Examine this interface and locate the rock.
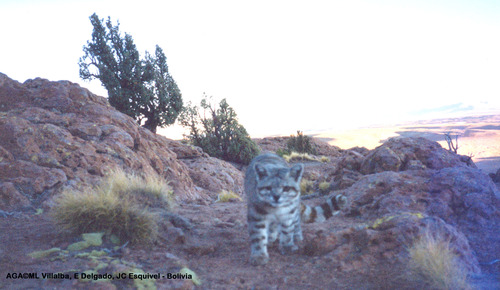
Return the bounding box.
[428,166,500,269]
[0,160,67,198]
[0,145,14,162]
[165,140,207,159]
[360,137,475,174]
[361,146,402,173]
[337,149,366,172]
[0,73,205,210]
[254,137,288,153]
[331,163,499,275]
[331,169,363,190]
[184,240,216,256]
[164,226,186,244]
[307,214,480,285]
[0,182,31,211]
[344,170,430,218]
[489,167,500,183]
[181,156,244,198]
[312,138,343,157]
[68,122,102,140]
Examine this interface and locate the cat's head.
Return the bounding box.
[254,163,304,207]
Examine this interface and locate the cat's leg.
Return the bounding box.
[248,213,269,265]
[293,210,303,243]
[278,217,299,254]
[268,220,279,243]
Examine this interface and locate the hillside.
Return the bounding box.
[0,74,499,289]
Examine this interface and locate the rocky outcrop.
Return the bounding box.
[360,137,475,174]
[254,136,342,157]
[302,137,500,278]
[0,73,209,210]
[428,166,500,267]
[182,156,244,197]
[304,214,480,278]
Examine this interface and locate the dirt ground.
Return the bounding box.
[2,195,498,289]
[0,197,421,290]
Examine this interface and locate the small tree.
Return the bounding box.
[141,46,183,132]
[179,95,260,164]
[79,13,182,133]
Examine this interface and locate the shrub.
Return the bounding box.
[276,148,290,157]
[320,156,330,163]
[51,169,172,244]
[287,131,316,155]
[407,231,470,289]
[179,95,260,164]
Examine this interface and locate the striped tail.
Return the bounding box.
[300,194,347,223]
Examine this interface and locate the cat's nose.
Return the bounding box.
[273,195,280,202]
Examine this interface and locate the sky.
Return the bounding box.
[1,0,500,138]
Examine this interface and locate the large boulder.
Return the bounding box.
[428,166,500,268]
[360,137,475,174]
[0,73,205,210]
[304,214,480,276]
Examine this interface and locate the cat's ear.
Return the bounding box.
[289,164,304,182]
[255,164,268,181]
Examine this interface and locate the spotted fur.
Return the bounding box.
[245,153,347,266]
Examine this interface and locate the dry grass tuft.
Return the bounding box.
[51,169,172,244]
[318,181,330,193]
[99,168,173,209]
[407,231,470,289]
[283,152,318,163]
[300,179,314,195]
[51,190,158,244]
[216,190,242,202]
[320,156,330,163]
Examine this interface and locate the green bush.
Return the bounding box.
[287,131,316,155]
[179,95,260,164]
[275,148,290,157]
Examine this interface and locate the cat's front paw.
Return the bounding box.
[279,244,299,255]
[249,253,269,266]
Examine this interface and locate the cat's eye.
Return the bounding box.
[283,186,293,192]
[260,186,272,192]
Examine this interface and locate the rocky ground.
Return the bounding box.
[0,74,499,289]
